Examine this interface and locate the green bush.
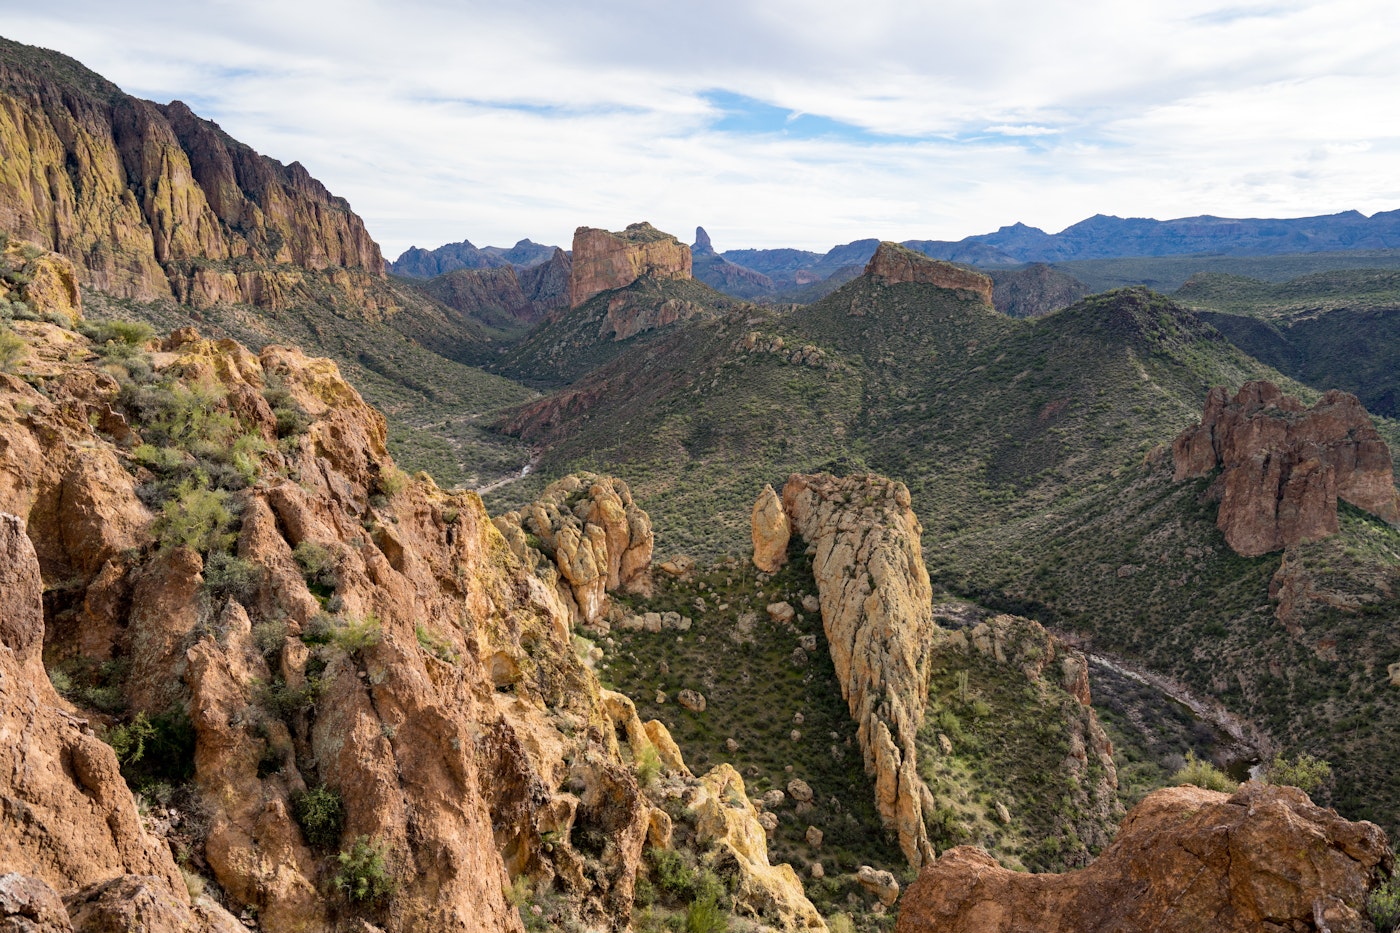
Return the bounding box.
[101,707,196,790]
[1170,752,1238,793]
[103,712,156,768]
[1371,876,1400,933]
[636,743,662,788]
[203,551,260,604]
[0,327,24,373]
[333,836,395,903]
[685,898,726,933]
[1264,752,1332,795]
[293,541,339,590]
[292,785,344,849]
[80,318,154,349]
[331,614,382,656]
[153,480,234,554]
[376,465,409,498]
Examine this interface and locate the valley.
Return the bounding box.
[2,31,1399,933]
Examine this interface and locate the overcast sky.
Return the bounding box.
[3,1,1399,258]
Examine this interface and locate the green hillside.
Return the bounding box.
[492,275,1400,839]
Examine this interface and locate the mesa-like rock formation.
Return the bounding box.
[781,473,939,868]
[0,37,382,307]
[895,782,1392,933]
[1173,380,1400,556]
[568,222,692,308]
[863,242,993,305]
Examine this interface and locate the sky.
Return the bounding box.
[3,1,1399,259]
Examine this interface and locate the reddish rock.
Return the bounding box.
[895,782,1391,933]
[863,242,993,305]
[1172,381,1400,556]
[568,222,692,308]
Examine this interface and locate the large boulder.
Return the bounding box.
[895,782,1391,933]
[750,484,791,572]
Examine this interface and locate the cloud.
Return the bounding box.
[1,0,1397,254]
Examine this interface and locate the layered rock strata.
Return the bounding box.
[863,242,993,305]
[781,473,939,868]
[895,782,1392,933]
[1173,380,1400,556]
[0,38,382,306]
[568,223,691,308]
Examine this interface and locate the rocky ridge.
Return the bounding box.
[568,222,692,308]
[416,248,570,331]
[0,39,380,306]
[0,270,822,930]
[1173,380,1400,556]
[779,473,941,869]
[863,242,994,305]
[895,782,1391,933]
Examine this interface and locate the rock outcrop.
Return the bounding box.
[782,473,939,868]
[568,223,691,308]
[0,288,822,930]
[863,242,993,305]
[1173,380,1400,556]
[493,473,654,627]
[419,249,570,331]
[750,484,791,572]
[0,37,383,307]
[691,226,776,299]
[895,782,1392,933]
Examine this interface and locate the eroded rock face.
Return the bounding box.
[1173,380,1400,556]
[568,223,692,308]
[863,242,993,305]
[0,40,383,305]
[493,473,654,627]
[895,783,1392,933]
[751,484,791,572]
[782,473,938,868]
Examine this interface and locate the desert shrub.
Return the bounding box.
[252,619,288,659]
[651,847,694,901]
[103,707,196,790]
[636,743,662,788]
[203,551,260,604]
[1264,752,1332,795]
[153,480,234,554]
[262,373,311,438]
[257,676,321,720]
[103,712,156,768]
[333,836,394,903]
[376,465,409,498]
[415,623,457,664]
[332,614,382,656]
[826,915,856,933]
[684,896,726,933]
[293,541,339,590]
[80,318,153,351]
[292,785,344,849]
[1170,752,1237,793]
[1371,876,1400,933]
[0,327,24,373]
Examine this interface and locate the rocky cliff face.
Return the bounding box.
[779,473,940,868]
[0,253,821,930]
[568,223,692,308]
[1173,380,1400,556]
[691,226,776,299]
[418,260,563,331]
[895,782,1391,933]
[863,242,993,305]
[989,263,1090,318]
[0,38,383,307]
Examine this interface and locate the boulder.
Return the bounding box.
[677,689,707,713]
[751,484,791,572]
[895,783,1391,933]
[856,866,901,906]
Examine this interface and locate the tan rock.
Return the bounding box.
[569,222,692,308]
[895,783,1390,933]
[643,720,692,777]
[863,242,993,305]
[691,765,827,931]
[0,873,72,932]
[1172,381,1400,556]
[787,779,814,803]
[1390,661,1400,688]
[751,484,791,572]
[678,689,707,713]
[782,473,939,868]
[809,862,824,880]
[805,826,823,849]
[767,601,796,624]
[856,865,901,906]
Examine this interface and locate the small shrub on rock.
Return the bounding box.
[333,836,395,903]
[292,785,344,850]
[1170,752,1237,793]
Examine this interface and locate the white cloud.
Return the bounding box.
[1,0,1398,255]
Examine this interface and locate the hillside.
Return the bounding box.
[389,238,559,277]
[1172,269,1400,418]
[495,246,1400,843]
[0,37,539,488]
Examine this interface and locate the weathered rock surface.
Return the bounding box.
[568,222,691,308]
[782,473,938,867]
[0,39,383,308]
[863,242,993,305]
[690,765,827,931]
[895,783,1392,933]
[493,473,654,627]
[1173,380,1400,556]
[751,484,791,572]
